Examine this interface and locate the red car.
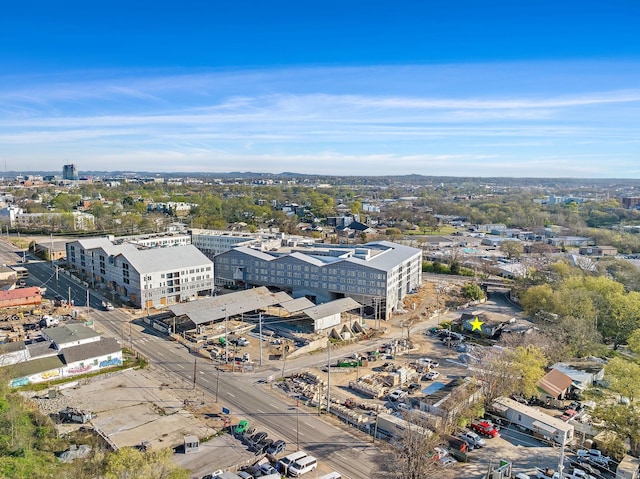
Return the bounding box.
[470,420,500,438]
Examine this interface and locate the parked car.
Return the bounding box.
[457,430,486,449]
[253,438,273,454]
[407,382,421,392]
[438,456,458,468]
[260,464,278,475]
[248,431,268,446]
[470,420,500,438]
[567,468,596,479]
[266,439,286,455]
[397,402,413,412]
[236,337,250,347]
[423,370,440,380]
[417,358,440,368]
[234,420,249,435]
[388,389,408,401]
[576,449,610,466]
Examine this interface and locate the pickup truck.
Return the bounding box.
[470,420,500,438]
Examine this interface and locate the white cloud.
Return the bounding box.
[1,61,639,177]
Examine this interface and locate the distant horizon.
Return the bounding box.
[5,169,640,182]
[2,2,640,178]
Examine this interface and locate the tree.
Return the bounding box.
[462,283,485,301]
[604,357,640,402]
[474,345,547,404]
[389,411,450,479]
[499,240,524,260]
[508,345,548,399]
[593,403,640,457]
[627,328,640,355]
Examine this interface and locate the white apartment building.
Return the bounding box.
[66,238,214,308]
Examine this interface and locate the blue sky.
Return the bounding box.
[1,1,640,177]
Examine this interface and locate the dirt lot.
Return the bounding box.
[27,368,216,449]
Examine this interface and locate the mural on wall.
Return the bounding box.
[67,365,92,375]
[11,377,30,387]
[41,370,60,380]
[99,357,122,368]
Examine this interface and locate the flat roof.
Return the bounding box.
[43,323,100,346]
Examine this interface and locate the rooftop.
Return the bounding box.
[43,323,100,346]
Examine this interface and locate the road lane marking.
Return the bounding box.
[227,392,235,397]
[257,409,265,414]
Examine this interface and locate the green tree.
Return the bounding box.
[462,283,485,301]
[509,345,548,398]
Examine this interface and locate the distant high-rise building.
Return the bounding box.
[62,164,78,181]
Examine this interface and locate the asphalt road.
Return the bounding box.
[22,258,384,479]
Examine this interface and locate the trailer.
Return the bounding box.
[492,397,574,445]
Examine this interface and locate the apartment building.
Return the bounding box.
[66,238,214,308]
[213,240,422,319]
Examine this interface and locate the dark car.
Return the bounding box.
[249,431,268,445]
[253,438,273,455]
[266,439,286,455]
[239,465,262,477]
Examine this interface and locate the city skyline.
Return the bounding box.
[2,1,639,178]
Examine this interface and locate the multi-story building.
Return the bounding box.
[622,197,640,209]
[190,229,286,259]
[66,238,214,308]
[62,164,78,181]
[213,240,422,319]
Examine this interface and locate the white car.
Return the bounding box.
[424,370,440,380]
[457,430,486,448]
[388,389,408,401]
[417,358,440,367]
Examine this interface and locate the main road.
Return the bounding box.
[23,258,387,479]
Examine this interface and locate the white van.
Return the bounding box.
[288,455,318,477]
[319,473,342,479]
[278,450,307,474]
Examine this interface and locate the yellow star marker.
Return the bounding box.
[470,317,484,332]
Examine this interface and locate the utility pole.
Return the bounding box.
[259,312,263,367]
[223,307,229,364]
[296,405,300,450]
[68,286,71,306]
[193,356,197,390]
[326,342,331,415]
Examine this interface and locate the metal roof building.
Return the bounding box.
[213,240,422,319]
